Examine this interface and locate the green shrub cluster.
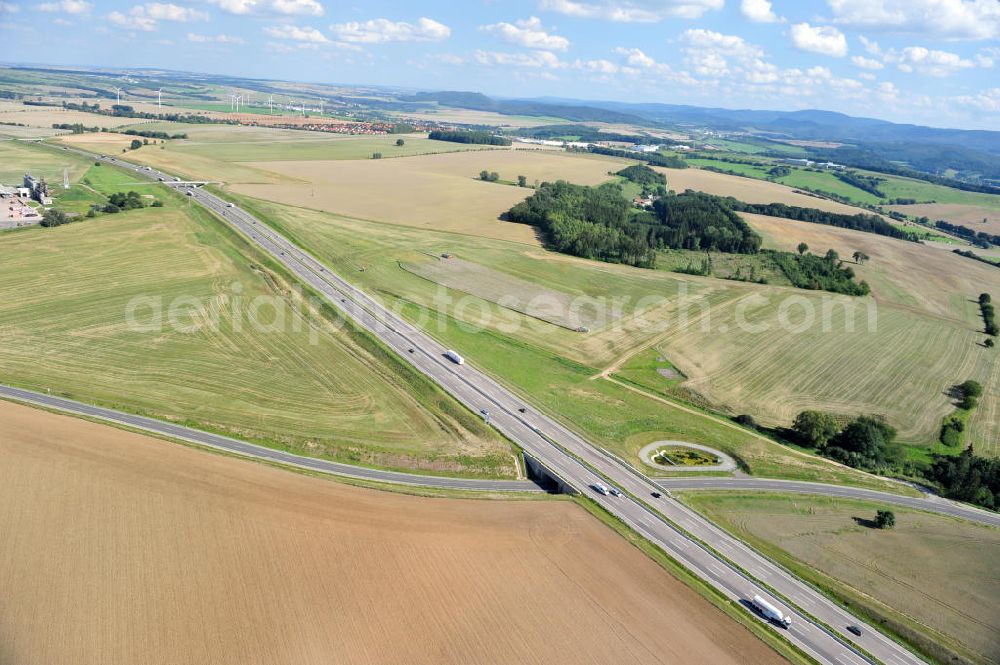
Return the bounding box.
[428,130,511,146]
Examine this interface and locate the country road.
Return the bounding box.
[4,382,996,531]
[49,149,934,665]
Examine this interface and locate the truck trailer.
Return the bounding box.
[751,595,792,628]
[444,349,465,365]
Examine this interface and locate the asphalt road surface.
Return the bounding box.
[67,151,931,665]
[0,384,539,492]
[659,477,1000,528]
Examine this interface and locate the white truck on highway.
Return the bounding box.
[751,595,792,628]
[444,350,465,365]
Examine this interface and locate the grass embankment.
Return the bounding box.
[0,154,515,477]
[681,492,1000,665]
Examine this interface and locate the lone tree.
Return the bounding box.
[852,251,870,265]
[797,242,809,255]
[371,152,382,159]
[129,139,142,150]
[395,138,405,147]
[792,410,840,449]
[874,510,895,529]
[517,174,528,187]
[824,248,840,263]
[987,338,995,348]
[980,293,991,305]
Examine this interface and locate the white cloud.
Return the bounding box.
[858,35,881,55]
[826,0,1000,40]
[108,9,155,30]
[143,3,207,22]
[614,46,656,68]
[679,29,767,79]
[851,55,884,69]
[269,0,323,16]
[539,0,723,22]
[952,87,1000,111]
[264,24,328,43]
[895,46,976,76]
[204,0,323,16]
[474,49,566,69]
[37,0,90,14]
[480,16,569,51]
[790,22,848,57]
[577,58,620,74]
[0,2,19,13]
[107,3,205,32]
[330,17,450,44]
[187,32,244,43]
[682,28,763,57]
[740,0,782,23]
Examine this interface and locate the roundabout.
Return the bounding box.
[639,441,736,473]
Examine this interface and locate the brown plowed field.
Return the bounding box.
[0,400,785,665]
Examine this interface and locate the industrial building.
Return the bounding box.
[22,173,53,205]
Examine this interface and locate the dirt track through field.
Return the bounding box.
[0,400,786,665]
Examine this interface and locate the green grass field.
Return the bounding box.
[0,156,514,477]
[0,139,93,185]
[682,492,1000,665]
[683,156,884,206]
[681,153,1000,216]
[210,191,931,491]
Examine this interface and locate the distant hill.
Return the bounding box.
[399,91,647,125]
[405,91,1000,181]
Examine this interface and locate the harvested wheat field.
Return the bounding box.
[889,202,1000,234]
[743,213,1000,319]
[0,400,785,665]
[657,167,874,216]
[230,150,623,244]
[0,102,141,129]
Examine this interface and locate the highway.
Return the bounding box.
[82,152,929,665]
[6,382,996,529]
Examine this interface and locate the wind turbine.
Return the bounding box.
[156,88,162,110]
[114,87,123,105]
[267,94,273,114]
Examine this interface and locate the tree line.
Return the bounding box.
[789,401,999,510]
[934,220,1000,248]
[791,411,903,473]
[585,145,687,169]
[981,293,997,336]
[953,248,1000,269]
[719,198,917,241]
[428,130,511,146]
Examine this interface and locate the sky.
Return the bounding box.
[1,0,999,129]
